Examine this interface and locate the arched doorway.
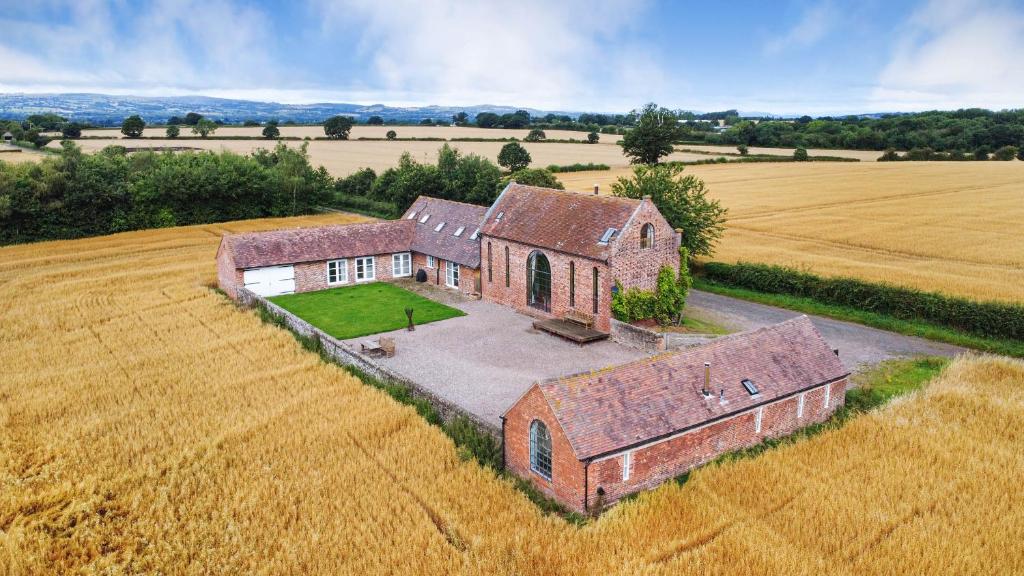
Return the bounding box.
[527,250,551,311]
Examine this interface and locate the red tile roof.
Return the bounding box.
[221,220,415,269]
[531,316,848,460]
[402,196,488,268]
[480,184,641,261]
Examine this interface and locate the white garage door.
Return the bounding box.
[243,265,295,297]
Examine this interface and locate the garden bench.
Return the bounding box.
[563,310,595,329]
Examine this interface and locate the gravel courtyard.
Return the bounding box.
[343,285,645,427]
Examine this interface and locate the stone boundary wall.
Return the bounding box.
[610,318,718,352]
[236,287,501,438]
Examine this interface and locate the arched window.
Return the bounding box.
[530,420,552,480]
[527,251,551,312]
[640,223,655,249]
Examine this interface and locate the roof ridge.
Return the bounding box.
[414,195,488,210]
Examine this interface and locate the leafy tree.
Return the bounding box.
[243,120,259,127]
[973,147,990,160]
[26,113,67,131]
[167,116,184,125]
[621,103,686,164]
[587,131,600,144]
[611,163,727,257]
[184,112,204,126]
[497,142,531,172]
[191,118,218,138]
[736,144,748,156]
[335,167,377,197]
[262,121,280,139]
[452,112,469,125]
[475,112,500,128]
[121,115,146,138]
[166,125,180,138]
[323,115,355,139]
[1018,147,1024,161]
[419,118,434,126]
[793,147,809,161]
[654,266,686,326]
[61,122,83,139]
[525,129,546,141]
[878,148,900,161]
[367,115,384,125]
[992,145,1019,161]
[500,110,530,129]
[501,168,563,191]
[386,130,397,140]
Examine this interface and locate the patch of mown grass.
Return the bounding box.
[694,278,1024,358]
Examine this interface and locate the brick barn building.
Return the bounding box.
[479,184,679,332]
[501,316,850,514]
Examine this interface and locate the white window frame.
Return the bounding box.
[407,211,417,220]
[355,256,375,282]
[445,261,460,288]
[453,226,465,237]
[426,255,436,268]
[391,252,411,277]
[823,383,831,409]
[797,392,806,418]
[419,214,430,224]
[754,407,763,433]
[622,451,632,481]
[326,259,348,285]
[434,222,445,232]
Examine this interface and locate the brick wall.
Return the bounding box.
[503,386,587,511]
[411,252,480,297]
[215,245,243,298]
[584,378,848,509]
[480,237,612,332]
[610,198,680,292]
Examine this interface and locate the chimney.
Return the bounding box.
[702,362,711,397]
[593,184,599,195]
[642,194,651,201]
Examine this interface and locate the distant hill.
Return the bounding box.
[0,93,581,126]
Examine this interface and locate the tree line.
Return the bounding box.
[0,142,332,245]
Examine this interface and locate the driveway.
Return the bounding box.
[684,290,965,372]
[344,296,645,427]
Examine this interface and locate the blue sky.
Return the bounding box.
[1,0,1021,114]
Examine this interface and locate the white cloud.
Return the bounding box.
[310,0,666,110]
[871,0,1024,110]
[763,2,835,55]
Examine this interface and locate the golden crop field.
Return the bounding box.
[560,162,1024,303]
[2,217,1022,575]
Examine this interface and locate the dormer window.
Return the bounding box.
[419,214,430,224]
[434,222,445,232]
[407,211,418,220]
[598,227,617,244]
[453,226,465,237]
[741,379,759,395]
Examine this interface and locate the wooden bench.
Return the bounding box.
[361,338,396,358]
[563,310,595,329]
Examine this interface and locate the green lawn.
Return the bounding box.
[269,282,465,340]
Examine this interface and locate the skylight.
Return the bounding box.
[453,226,465,237]
[495,211,504,222]
[598,227,617,244]
[419,214,430,224]
[434,222,445,232]
[407,211,417,220]
[741,379,759,395]
[469,228,480,240]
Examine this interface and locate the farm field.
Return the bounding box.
[2,215,1023,575]
[559,162,1024,303]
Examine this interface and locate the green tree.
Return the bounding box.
[419,118,434,126]
[501,168,563,191]
[191,118,218,138]
[243,120,259,127]
[587,131,600,144]
[475,112,500,128]
[620,103,686,164]
[323,115,355,139]
[166,125,180,138]
[992,145,1019,161]
[793,147,809,161]
[386,130,397,140]
[736,144,748,156]
[262,121,280,139]
[654,266,686,326]
[1018,148,1024,161]
[878,148,900,161]
[497,142,531,172]
[452,112,469,125]
[973,147,990,160]
[367,115,384,125]
[611,163,727,257]
[525,128,546,141]
[167,116,184,125]
[184,112,203,126]
[121,115,146,138]
[61,122,83,139]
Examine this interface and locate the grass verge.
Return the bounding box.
[694,278,1024,358]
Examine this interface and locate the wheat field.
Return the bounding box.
[2,216,1022,575]
[560,162,1024,303]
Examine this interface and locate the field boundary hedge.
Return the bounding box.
[702,261,1024,340]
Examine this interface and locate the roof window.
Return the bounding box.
[469,228,480,240]
[453,226,465,237]
[495,211,504,222]
[598,227,618,244]
[407,211,417,220]
[434,222,445,232]
[419,214,430,224]
[741,379,760,395]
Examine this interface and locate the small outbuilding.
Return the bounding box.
[2,131,12,143]
[501,315,849,514]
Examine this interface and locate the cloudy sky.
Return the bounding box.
[1,0,1021,114]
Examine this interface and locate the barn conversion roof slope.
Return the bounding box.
[531,316,848,460]
[220,220,415,269]
[402,196,488,268]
